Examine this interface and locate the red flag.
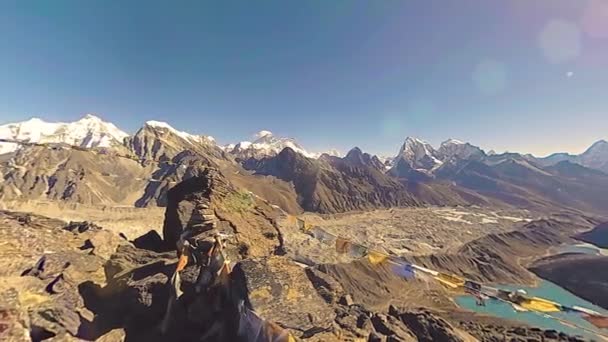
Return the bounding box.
[335,238,351,254]
[583,314,608,329]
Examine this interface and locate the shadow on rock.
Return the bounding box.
[77,246,176,341]
[131,230,173,253]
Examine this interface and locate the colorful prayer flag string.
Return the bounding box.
[295,220,608,338]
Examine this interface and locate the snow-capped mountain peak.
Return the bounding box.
[0,114,128,154]
[229,130,314,159]
[437,138,485,161]
[396,136,443,170]
[578,139,608,173]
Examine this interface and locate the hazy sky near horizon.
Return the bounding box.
[0,1,607,157]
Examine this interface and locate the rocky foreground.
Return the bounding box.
[0,167,602,341]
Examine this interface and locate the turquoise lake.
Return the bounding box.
[456,280,608,340]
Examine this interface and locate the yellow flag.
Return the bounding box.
[520,297,561,313]
[434,272,466,289]
[367,251,388,265]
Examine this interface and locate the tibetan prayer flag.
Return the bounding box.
[367,251,388,265]
[176,253,189,272]
[310,227,336,244]
[519,297,561,313]
[572,306,602,316]
[435,272,466,289]
[411,264,439,276]
[335,238,351,254]
[349,243,368,258]
[464,280,482,295]
[582,314,608,329]
[480,286,499,299]
[392,264,416,280]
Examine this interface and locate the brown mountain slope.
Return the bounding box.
[435,157,608,214]
[574,222,608,248]
[404,214,598,285]
[0,128,302,213]
[244,147,422,213]
[0,146,152,205]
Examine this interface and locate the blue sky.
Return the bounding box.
[0,1,607,157]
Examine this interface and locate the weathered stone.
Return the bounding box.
[543,329,558,339]
[63,221,102,234]
[163,174,215,248]
[339,294,354,306]
[357,313,373,330]
[394,310,463,342]
[131,230,166,252]
[96,328,126,342]
[231,256,335,334]
[162,170,283,260]
[370,313,416,341]
[87,230,123,260]
[368,331,384,342]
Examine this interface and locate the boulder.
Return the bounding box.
[131,230,166,252]
[231,256,335,336]
[96,328,126,342]
[388,306,467,342]
[162,169,226,248]
[370,313,417,342]
[162,169,282,259]
[86,230,124,260]
[63,221,102,234]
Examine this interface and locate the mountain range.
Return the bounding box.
[1,114,608,215]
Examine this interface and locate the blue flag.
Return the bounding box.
[392,263,416,280]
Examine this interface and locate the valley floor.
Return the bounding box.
[0,199,165,239]
[281,206,536,261]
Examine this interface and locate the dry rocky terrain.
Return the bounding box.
[1,164,603,341]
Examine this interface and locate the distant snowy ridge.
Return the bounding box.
[228,130,316,158]
[144,120,215,144]
[0,114,128,154]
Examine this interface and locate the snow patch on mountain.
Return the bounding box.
[443,138,465,145]
[322,148,342,158]
[0,114,128,154]
[438,138,485,161]
[230,130,315,158]
[144,120,215,145]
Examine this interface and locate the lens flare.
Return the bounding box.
[538,19,581,64]
[582,0,608,38]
